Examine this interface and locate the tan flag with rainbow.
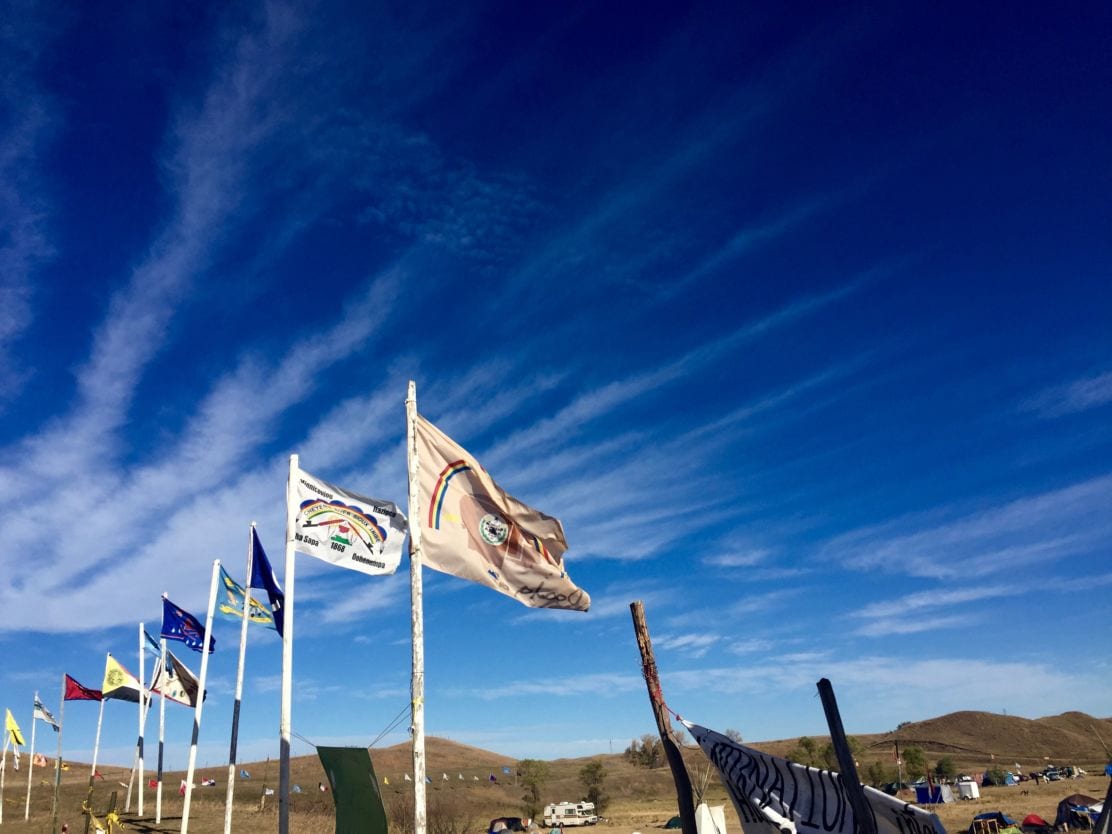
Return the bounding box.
[414,413,589,611]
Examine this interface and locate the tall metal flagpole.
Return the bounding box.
[279,454,299,834]
[51,674,65,834]
[224,523,257,834]
[156,636,167,823]
[406,380,427,834]
[181,559,221,834]
[90,661,107,785]
[24,691,39,819]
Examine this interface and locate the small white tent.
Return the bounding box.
[696,804,728,834]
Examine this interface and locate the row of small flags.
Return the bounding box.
[383,766,514,785]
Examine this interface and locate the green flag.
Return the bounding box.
[317,747,388,834]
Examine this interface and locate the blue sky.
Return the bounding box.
[1,1,1110,774]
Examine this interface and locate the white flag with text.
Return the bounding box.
[289,465,407,576]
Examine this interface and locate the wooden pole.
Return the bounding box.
[816,678,876,834]
[629,601,696,834]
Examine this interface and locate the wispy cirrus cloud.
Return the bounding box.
[854,585,1015,620]
[1021,369,1112,418]
[703,550,771,568]
[663,654,1106,725]
[823,475,1112,579]
[0,4,58,401]
[654,632,722,658]
[853,614,979,638]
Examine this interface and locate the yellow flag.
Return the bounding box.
[102,654,142,702]
[5,708,25,746]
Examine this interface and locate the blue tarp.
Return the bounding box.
[973,812,1018,827]
[915,786,954,804]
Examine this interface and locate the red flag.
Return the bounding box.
[64,674,103,701]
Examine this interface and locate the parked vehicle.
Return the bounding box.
[543,803,597,827]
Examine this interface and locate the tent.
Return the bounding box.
[695,804,727,834]
[1055,794,1101,830]
[969,811,1019,834]
[916,786,955,804]
[665,817,683,830]
[973,812,1017,826]
[1020,814,1050,833]
[982,771,1018,787]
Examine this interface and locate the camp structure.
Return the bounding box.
[1020,814,1051,834]
[916,785,956,804]
[981,771,1019,787]
[695,804,727,834]
[1055,794,1102,830]
[958,781,981,800]
[969,811,1019,834]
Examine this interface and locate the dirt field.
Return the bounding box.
[2,718,1107,834]
[3,764,1107,834]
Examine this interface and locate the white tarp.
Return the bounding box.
[684,721,947,834]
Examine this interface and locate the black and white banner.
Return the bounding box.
[684,721,947,834]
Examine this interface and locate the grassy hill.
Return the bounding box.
[4,710,1108,834]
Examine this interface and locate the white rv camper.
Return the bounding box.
[543,802,598,827]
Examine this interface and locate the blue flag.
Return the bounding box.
[248,529,285,638]
[161,596,215,653]
[218,567,277,631]
[144,629,162,654]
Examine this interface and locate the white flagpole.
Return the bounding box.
[279,454,298,834]
[137,684,153,818]
[224,523,256,834]
[125,622,144,814]
[181,558,220,834]
[138,621,146,814]
[406,380,427,834]
[51,675,65,834]
[157,637,167,824]
[90,663,107,785]
[24,691,38,819]
[1,732,10,825]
